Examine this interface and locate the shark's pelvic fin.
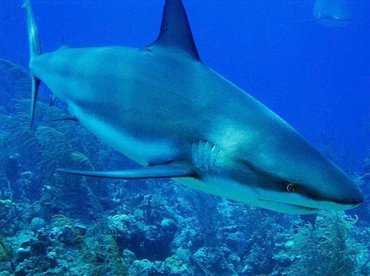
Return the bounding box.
[56,164,195,180]
[23,0,42,127]
[150,0,200,60]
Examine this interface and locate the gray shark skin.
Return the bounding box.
[24,0,362,214]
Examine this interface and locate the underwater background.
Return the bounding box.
[0,0,369,275]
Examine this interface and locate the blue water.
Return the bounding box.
[0,1,369,275]
[3,1,369,170]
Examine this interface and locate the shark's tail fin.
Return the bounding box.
[22,0,42,127]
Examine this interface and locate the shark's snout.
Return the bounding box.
[347,194,363,205]
[317,173,363,211]
[335,181,363,206]
[248,153,364,214]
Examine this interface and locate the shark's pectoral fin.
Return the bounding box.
[56,164,195,180]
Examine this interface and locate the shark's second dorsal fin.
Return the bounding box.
[150,0,200,60]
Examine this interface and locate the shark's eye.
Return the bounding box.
[286,183,297,193]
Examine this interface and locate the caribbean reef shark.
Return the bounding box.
[23,0,362,214]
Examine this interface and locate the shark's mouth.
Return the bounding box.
[285,203,318,212]
[259,198,319,213]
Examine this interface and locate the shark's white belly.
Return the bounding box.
[177,176,259,203]
[176,177,317,214]
[68,103,181,166]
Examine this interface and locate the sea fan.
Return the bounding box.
[286,212,363,275]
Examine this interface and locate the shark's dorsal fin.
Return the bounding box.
[150,0,200,60]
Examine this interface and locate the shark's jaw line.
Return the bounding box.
[259,198,319,213]
[23,0,363,214]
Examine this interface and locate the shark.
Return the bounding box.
[23,0,362,214]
